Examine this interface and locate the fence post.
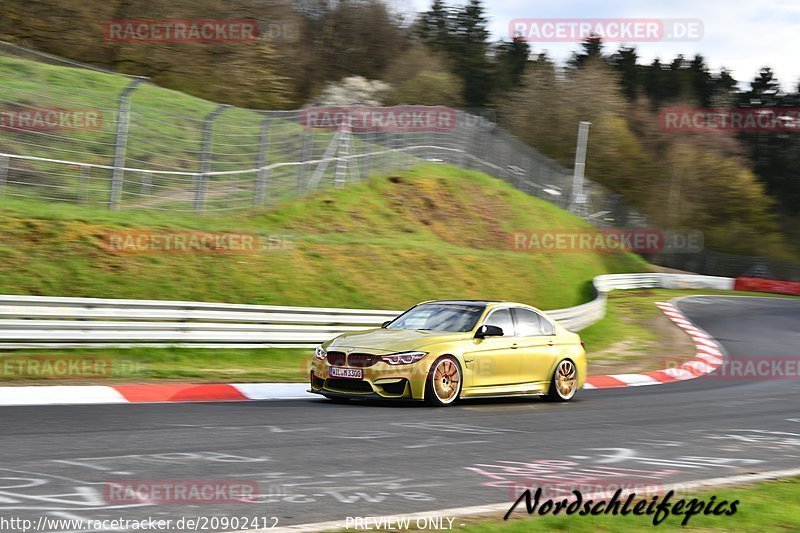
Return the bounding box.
[0,155,8,197]
[471,117,484,170]
[363,130,372,179]
[109,78,144,210]
[79,164,90,203]
[254,117,272,205]
[194,105,228,213]
[480,118,492,170]
[569,120,591,214]
[297,129,313,193]
[523,155,533,192]
[140,171,152,198]
[458,115,469,168]
[465,121,476,168]
[334,123,351,188]
[391,127,400,169]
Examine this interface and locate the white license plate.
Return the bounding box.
[329,367,363,379]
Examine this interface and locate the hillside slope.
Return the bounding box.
[0,164,648,309]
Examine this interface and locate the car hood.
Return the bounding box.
[326,328,471,353]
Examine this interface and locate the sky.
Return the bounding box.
[392,0,800,91]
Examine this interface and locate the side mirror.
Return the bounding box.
[475,324,503,338]
[381,320,392,328]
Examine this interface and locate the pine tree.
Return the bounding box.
[415,0,452,53]
[569,35,604,67]
[609,46,639,99]
[495,36,530,90]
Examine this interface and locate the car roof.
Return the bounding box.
[412,300,554,325]
[419,300,535,309]
[420,300,499,306]
[417,300,542,313]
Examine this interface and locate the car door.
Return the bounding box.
[512,307,560,385]
[463,307,521,389]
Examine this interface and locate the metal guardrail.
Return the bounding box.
[0,274,734,349]
[548,273,734,331]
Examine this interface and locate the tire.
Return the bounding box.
[545,358,578,402]
[425,356,462,407]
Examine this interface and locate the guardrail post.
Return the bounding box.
[194,105,229,213]
[109,78,145,210]
[254,117,272,205]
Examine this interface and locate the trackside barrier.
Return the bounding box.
[734,277,800,296]
[0,273,735,348]
[547,273,733,331]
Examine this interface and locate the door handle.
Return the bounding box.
[547,340,555,346]
[511,343,518,349]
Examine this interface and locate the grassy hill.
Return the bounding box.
[0,53,393,209]
[0,164,648,310]
[0,53,263,171]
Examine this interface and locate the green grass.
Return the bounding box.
[0,164,648,309]
[0,53,277,172]
[0,54,424,208]
[0,347,308,383]
[456,477,800,532]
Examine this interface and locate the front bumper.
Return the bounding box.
[307,388,422,402]
[309,358,429,400]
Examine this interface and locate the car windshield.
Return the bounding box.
[386,303,486,332]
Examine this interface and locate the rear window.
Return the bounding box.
[513,308,554,336]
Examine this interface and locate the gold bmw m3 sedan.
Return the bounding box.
[309,300,586,406]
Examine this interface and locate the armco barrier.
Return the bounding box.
[734,277,800,296]
[0,273,734,348]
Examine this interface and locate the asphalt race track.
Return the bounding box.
[1,295,799,531]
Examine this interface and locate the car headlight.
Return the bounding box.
[314,345,327,360]
[380,351,428,365]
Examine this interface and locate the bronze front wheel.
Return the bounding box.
[426,356,462,406]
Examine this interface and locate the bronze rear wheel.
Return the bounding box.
[546,359,578,401]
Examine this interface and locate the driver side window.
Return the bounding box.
[484,308,514,336]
